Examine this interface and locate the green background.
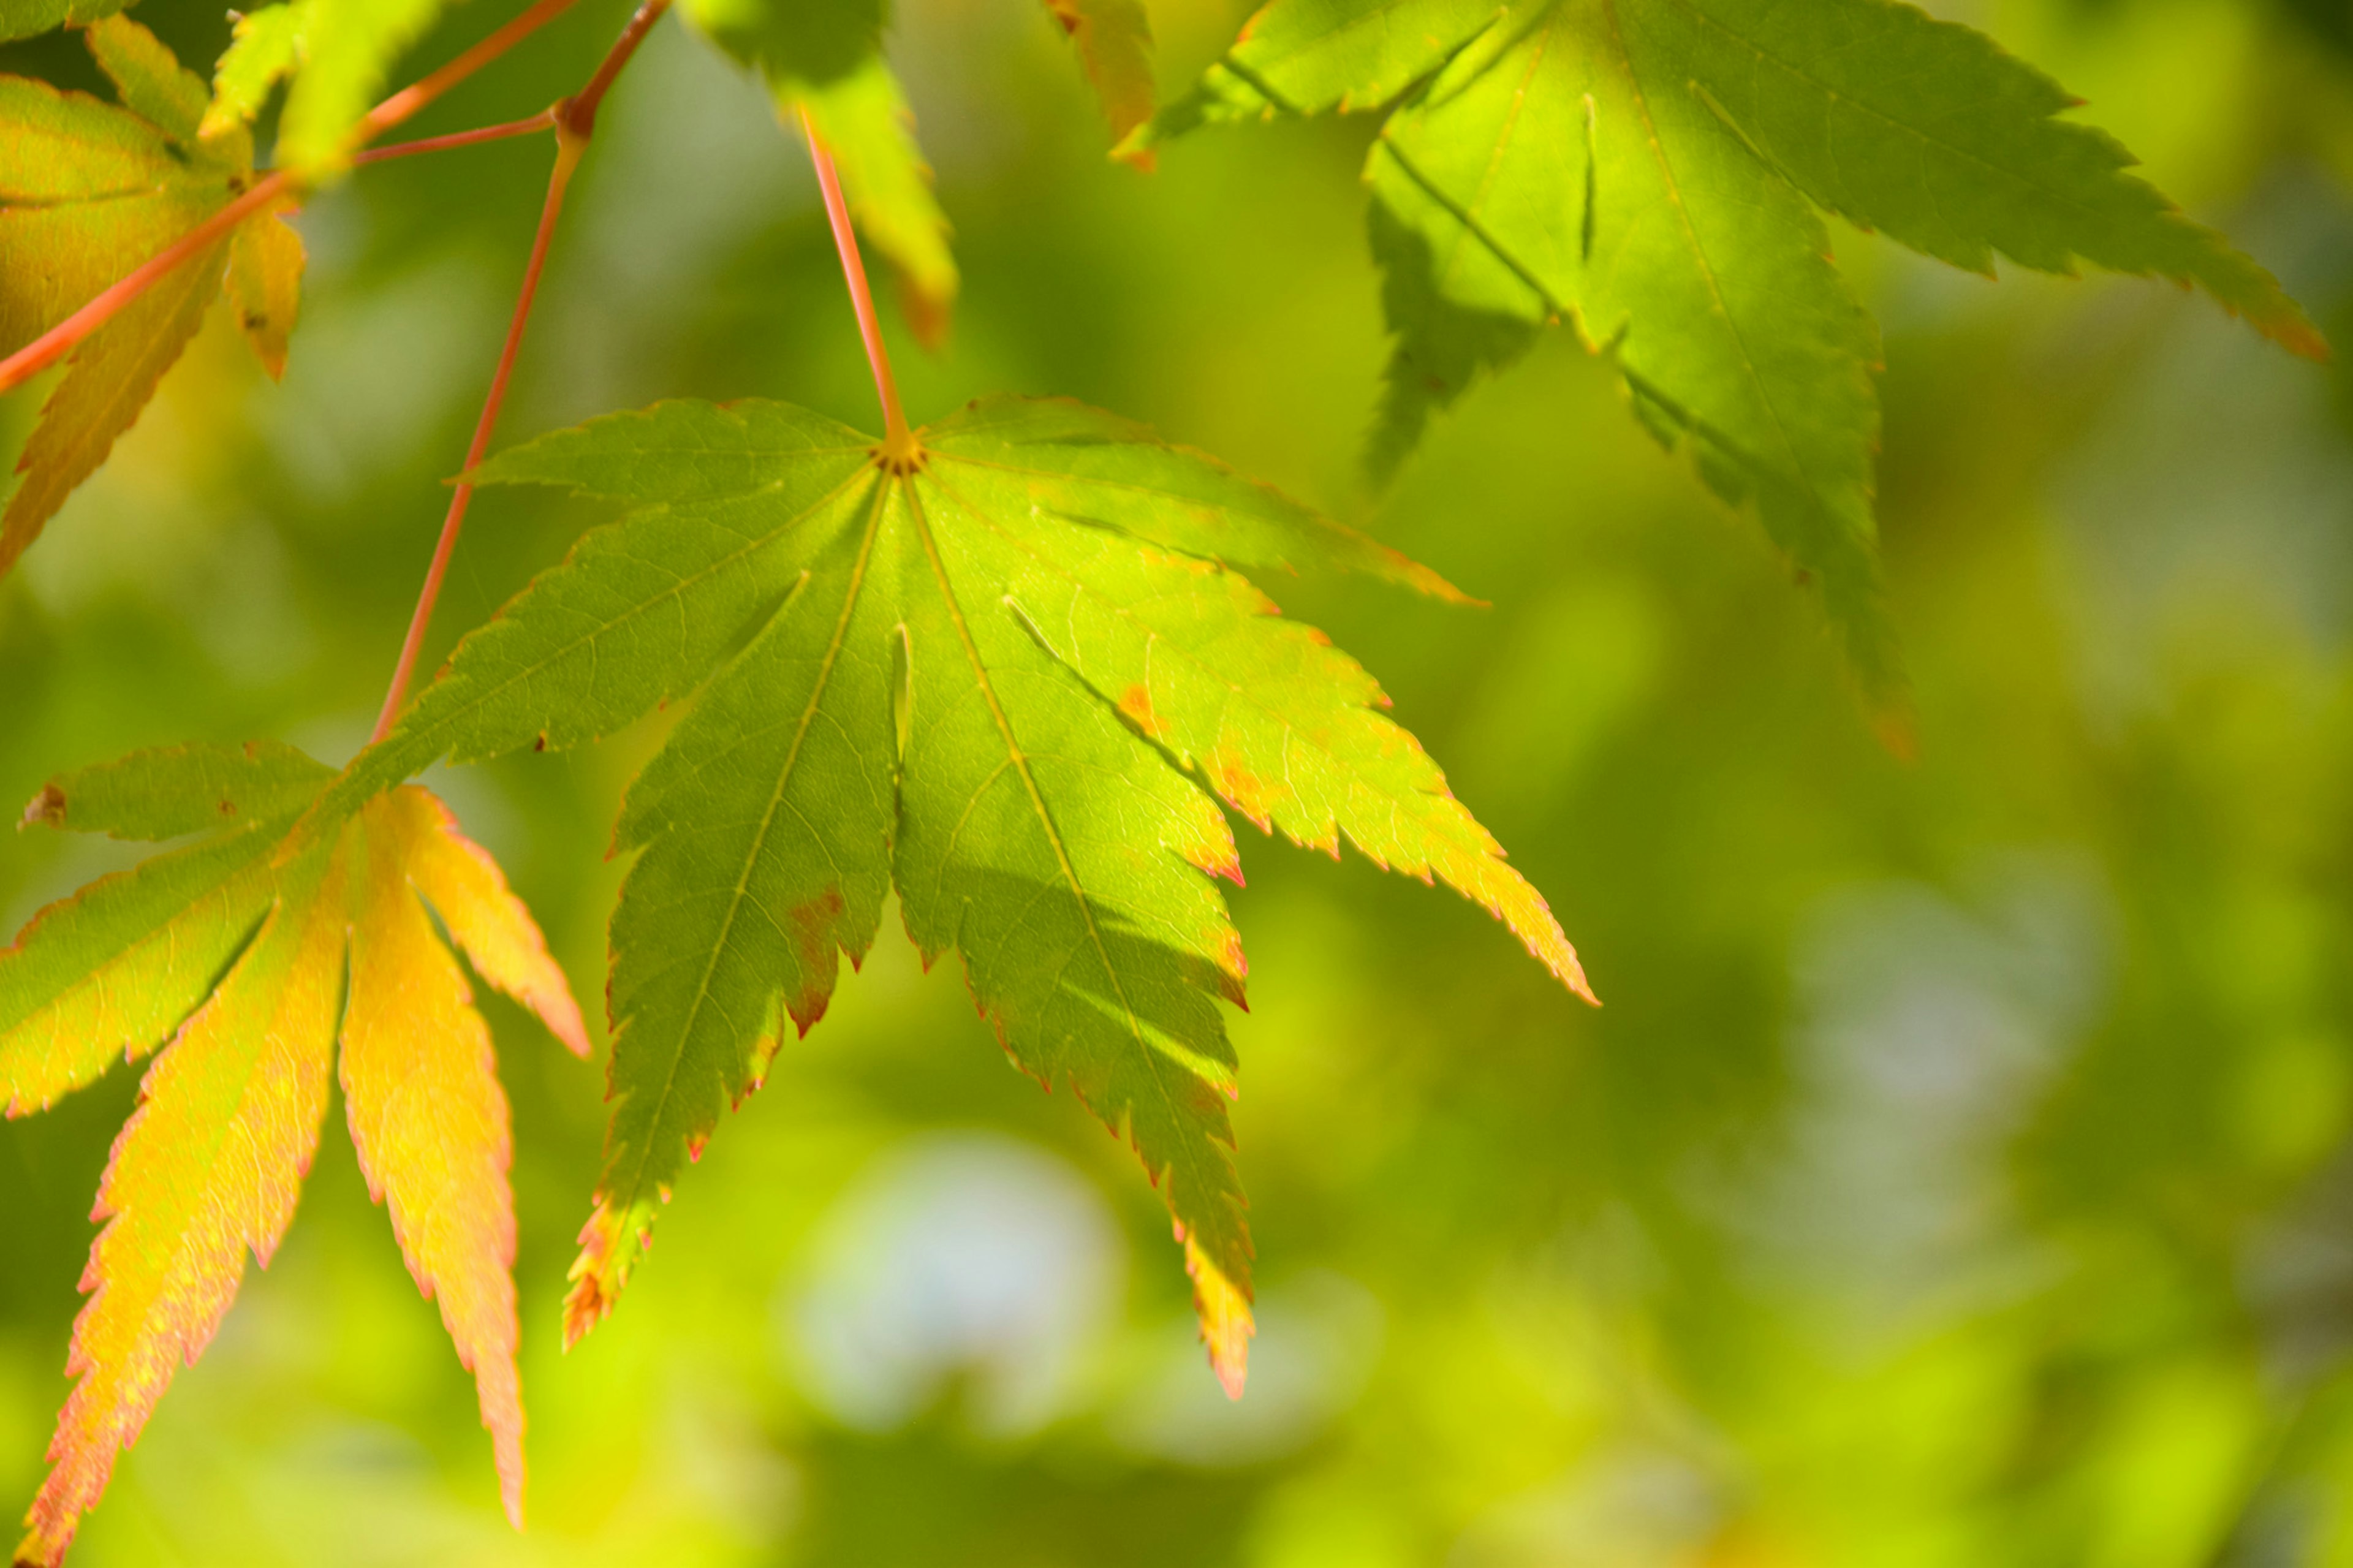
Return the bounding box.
[7,0,2353,1560]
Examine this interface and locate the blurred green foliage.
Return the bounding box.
[6,0,2353,1561]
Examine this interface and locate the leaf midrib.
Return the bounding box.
[903,471,1239,1263]
[1596,0,1836,515]
[1651,0,2142,238]
[95,865,332,1404]
[928,460,1484,862]
[597,472,890,1242]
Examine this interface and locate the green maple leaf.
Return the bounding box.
[0,0,126,43]
[277,0,449,175]
[2,743,585,1564]
[0,0,452,169]
[199,3,308,140]
[1042,0,1159,154]
[338,394,1592,1390]
[1128,0,2327,716]
[681,0,959,343]
[681,0,1167,317]
[0,15,306,577]
[192,0,452,176]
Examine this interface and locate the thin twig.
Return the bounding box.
[371,131,584,743]
[563,0,672,136]
[369,0,675,738]
[0,0,583,395]
[358,0,580,141]
[798,106,913,455]
[355,112,558,165]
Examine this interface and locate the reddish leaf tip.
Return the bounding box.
[560,1275,608,1350]
[1184,1237,1253,1399]
[2272,314,2333,365]
[562,1203,624,1348]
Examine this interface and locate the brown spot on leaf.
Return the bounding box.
[784,885,847,1035]
[21,784,66,830]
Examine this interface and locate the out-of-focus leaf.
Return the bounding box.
[1042,0,1157,154]
[199,2,304,139]
[0,18,305,578]
[1139,0,2328,720]
[1126,0,1496,140]
[0,0,129,45]
[227,206,305,379]
[680,0,958,343]
[273,0,447,176]
[159,0,446,175]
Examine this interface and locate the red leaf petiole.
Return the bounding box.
[355,113,559,166]
[370,0,675,739]
[799,107,916,463]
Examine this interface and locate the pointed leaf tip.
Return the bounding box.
[562,1200,629,1347]
[400,792,589,1058]
[1186,1235,1253,1398]
[342,789,535,1542]
[9,781,570,1550]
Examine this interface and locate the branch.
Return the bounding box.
[370,0,674,740]
[359,0,582,142]
[369,132,583,742]
[355,113,558,166]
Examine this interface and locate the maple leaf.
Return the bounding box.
[680,0,958,344]
[0,0,127,44]
[0,15,306,578]
[1,744,585,1566]
[336,393,1593,1393]
[1042,0,1158,155]
[199,2,307,141]
[181,0,454,175]
[1128,0,2327,715]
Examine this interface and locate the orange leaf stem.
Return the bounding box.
[799,106,914,458]
[356,0,581,143]
[354,112,559,166]
[563,0,672,136]
[370,0,673,739]
[371,131,583,741]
